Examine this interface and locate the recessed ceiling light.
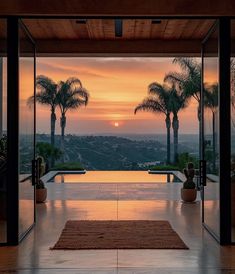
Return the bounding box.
[76,19,87,24]
[115,19,123,37]
[152,20,162,24]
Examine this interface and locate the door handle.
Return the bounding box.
[31,159,39,186]
[199,160,207,186]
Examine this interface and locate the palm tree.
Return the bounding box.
[28,75,58,166]
[164,58,201,120]
[169,85,188,163]
[134,82,172,164]
[204,83,218,172]
[164,58,201,158]
[57,77,89,162]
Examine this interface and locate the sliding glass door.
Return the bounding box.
[201,19,231,244]
[201,22,220,240]
[18,21,36,240]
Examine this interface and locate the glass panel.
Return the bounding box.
[231,19,235,242]
[0,19,7,243]
[203,25,220,237]
[18,22,35,238]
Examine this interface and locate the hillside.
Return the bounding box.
[35,134,198,170]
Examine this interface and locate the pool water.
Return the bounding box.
[49,171,181,183]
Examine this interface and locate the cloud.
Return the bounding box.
[38,57,181,80]
[37,60,111,79]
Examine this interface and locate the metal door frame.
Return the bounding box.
[201,18,231,245]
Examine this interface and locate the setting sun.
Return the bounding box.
[114,122,119,127]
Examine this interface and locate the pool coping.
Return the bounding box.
[41,170,185,184]
[41,170,86,184]
[148,170,186,182]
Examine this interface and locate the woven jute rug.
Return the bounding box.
[51,220,188,250]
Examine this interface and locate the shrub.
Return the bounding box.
[177,153,199,171]
[50,162,84,171]
[36,142,62,166]
[150,165,179,171]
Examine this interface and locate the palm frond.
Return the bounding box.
[148,82,169,100]
[204,83,218,111]
[147,82,172,111]
[66,77,83,88]
[134,97,167,115]
[164,72,186,85]
[34,75,58,107]
[57,78,89,114]
[169,88,188,114]
[71,87,89,106]
[165,58,201,102]
[65,98,87,112]
[36,75,56,92]
[173,58,200,75]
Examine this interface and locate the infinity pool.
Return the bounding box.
[49,171,182,183]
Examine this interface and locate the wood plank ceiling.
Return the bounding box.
[22,19,216,40]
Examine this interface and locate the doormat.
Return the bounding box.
[51,220,189,250]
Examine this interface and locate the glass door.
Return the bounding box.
[201,22,220,240]
[18,20,36,240]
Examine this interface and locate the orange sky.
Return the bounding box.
[32,57,201,135]
[1,56,219,135]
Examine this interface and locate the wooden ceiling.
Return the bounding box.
[18,19,217,56]
[2,18,235,56]
[22,19,215,40]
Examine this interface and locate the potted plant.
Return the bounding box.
[181,162,197,202]
[36,179,47,203]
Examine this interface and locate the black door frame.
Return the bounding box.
[6,17,36,245]
[201,18,231,245]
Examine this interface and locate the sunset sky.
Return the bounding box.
[34,57,200,135]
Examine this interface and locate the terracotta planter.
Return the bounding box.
[36,188,47,203]
[181,188,197,202]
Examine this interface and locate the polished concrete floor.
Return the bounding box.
[1,182,235,273]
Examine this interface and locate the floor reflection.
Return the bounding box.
[203,181,220,237]
[0,182,235,273]
[19,179,34,238]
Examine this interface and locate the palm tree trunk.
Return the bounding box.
[165,113,171,164]
[172,114,179,164]
[60,113,66,163]
[50,110,56,167]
